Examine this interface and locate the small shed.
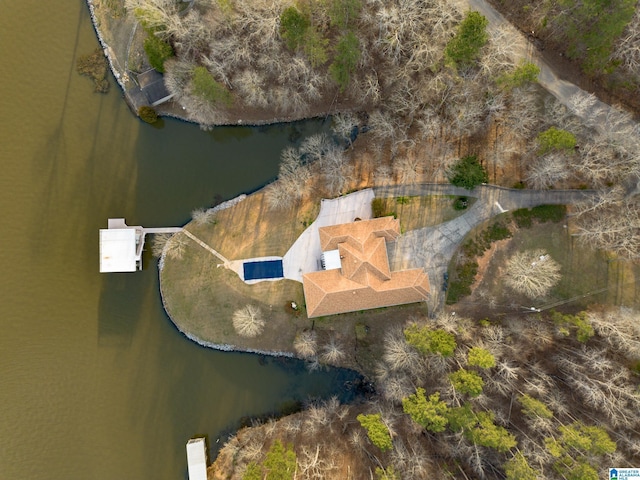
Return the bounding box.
[186,438,208,480]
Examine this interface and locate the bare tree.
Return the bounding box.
[191,207,215,226]
[294,330,317,359]
[393,151,421,184]
[299,133,332,162]
[368,110,397,143]
[615,7,640,72]
[320,146,352,196]
[588,307,640,358]
[382,329,419,372]
[232,304,265,337]
[319,338,346,365]
[163,231,190,260]
[525,152,572,189]
[331,113,359,144]
[234,70,269,109]
[504,249,561,298]
[573,188,640,259]
[151,232,172,258]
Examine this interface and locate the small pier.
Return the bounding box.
[99,218,182,273]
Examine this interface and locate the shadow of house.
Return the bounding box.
[127,69,175,111]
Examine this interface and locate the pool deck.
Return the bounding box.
[223,189,375,284]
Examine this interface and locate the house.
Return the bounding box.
[302,217,430,317]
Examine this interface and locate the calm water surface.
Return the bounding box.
[0,2,356,479]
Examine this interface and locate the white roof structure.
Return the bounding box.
[99,228,137,273]
[186,438,208,480]
[322,249,342,270]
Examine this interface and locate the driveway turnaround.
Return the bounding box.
[377,184,594,310]
[282,189,375,282]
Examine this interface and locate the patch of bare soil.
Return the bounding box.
[469,236,512,292]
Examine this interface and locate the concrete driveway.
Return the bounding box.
[282,189,375,282]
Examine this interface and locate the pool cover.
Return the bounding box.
[243,260,284,281]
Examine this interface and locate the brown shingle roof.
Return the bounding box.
[303,217,430,317]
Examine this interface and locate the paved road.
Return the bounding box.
[375,184,595,311]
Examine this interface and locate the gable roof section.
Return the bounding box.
[303,217,430,317]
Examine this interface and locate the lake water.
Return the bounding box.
[0,1,357,478]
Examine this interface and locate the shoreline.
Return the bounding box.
[157,192,302,361]
[84,0,343,127]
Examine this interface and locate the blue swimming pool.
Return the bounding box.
[243,259,284,281]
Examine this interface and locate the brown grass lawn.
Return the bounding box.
[160,237,312,352]
[160,187,434,374]
[473,218,640,312]
[188,190,320,261]
[160,230,429,375]
[375,195,474,232]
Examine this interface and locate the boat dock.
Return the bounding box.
[99,219,182,273]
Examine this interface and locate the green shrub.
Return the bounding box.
[375,466,400,480]
[330,32,360,91]
[467,347,496,368]
[263,440,297,480]
[396,196,410,205]
[545,422,616,480]
[453,196,469,210]
[357,413,393,451]
[280,6,310,50]
[447,220,510,304]
[76,48,110,93]
[303,29,329,67]
[138,106,159,124]
[550,310,594,342]
[537,127,577,154]
[446,260,478,304]
[518,394,553,419]
[497,62,540,89]
[448,155,488,190]
[372,198,386,217]
[449,368,484,396]
[513,205,566,228]
[404,325,457,357]
[504,452,540,480]
[191,66,233,106]
[554,0,635,74]
[402,388,449,432]
[242,463,262,480]
[445,11,489,68]
[144,34,174,72]
[466,411,517,452]
[328,0,362,29]
[448,404,516,452]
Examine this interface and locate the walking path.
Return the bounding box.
[182,230,229,265]
[375,184,595,310]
